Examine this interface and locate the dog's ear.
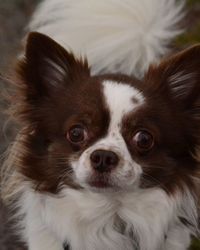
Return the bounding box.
[146,45,200,110]
[17,32,90,97]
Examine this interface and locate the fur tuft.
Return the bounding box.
[0,132,27,204]
[29,0,185,78]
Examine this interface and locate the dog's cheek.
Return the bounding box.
[70,151,92,185]
[45,142,79,190]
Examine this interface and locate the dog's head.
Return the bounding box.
[13,32,200,194]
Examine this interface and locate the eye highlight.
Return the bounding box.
[133,130,154,152]
[67,125,88,144]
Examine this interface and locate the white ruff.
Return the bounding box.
[28,0,184,77]
[19,187,196,250]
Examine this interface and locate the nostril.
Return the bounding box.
[91,153,101,164]
[90,150,119,172]
[90,151,102,169]
[105,152,119,166]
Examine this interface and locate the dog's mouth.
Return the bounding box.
[89,179,112,189]
[87,174,114,189]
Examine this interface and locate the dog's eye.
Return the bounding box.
[67,125,88,144]
[133,130,154,151]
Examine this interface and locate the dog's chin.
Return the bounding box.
[86,183,122,193]
[87,179,118,193]
[79,174,135,193]
[80,175,115,193]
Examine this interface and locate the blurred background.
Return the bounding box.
[0,0,200,249]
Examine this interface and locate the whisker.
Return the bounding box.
[141,173,169,193]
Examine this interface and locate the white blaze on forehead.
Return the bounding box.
[102,80,144,129]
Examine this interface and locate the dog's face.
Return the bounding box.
[14,32,200,194]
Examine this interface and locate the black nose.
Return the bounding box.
[90,150,119,172]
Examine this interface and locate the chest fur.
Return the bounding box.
[22,188,180,250]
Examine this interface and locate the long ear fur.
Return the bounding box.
[146,45,200,111]
[17,32,90,97]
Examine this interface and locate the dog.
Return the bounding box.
[2,0,200,250]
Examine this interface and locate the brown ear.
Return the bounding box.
[17,32,90,97]
[146,45,200,109]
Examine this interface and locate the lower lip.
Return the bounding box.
[89,180,112,189]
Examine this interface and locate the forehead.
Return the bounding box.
[102,80,144,128]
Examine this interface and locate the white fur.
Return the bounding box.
[162,223,191,250]
[103,80,144,126]
[20,186,196,250]
[29,0,185,77]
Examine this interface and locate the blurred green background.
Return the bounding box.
[175,0,200,49]
[0,0,200,249]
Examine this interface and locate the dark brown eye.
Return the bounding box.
[67,125,88,144]
[133,130,154,151]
